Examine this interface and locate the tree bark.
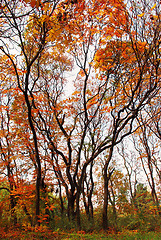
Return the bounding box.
[102,147,114,230]
[76,190,81,230]
[67,191,76,220]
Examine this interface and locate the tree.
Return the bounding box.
[0,0,160,230]
[0,55,21,224]
[117,141,139,209]
[0,0,74,225]
[132,115,161,214]
[93,0,161,229]
[134,183,154,216]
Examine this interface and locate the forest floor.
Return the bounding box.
[0,227,161,240]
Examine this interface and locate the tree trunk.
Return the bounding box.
[109,182,117,229]
[76,191,81,230]
[10,194,17,225]
[67,191,76,220]
[24,92,41,226]
[59,181,65,215]
[7,166,17,225]
[35,169,41,225]
[102,172,109,230]
[102,147,114,230]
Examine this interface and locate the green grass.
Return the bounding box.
[65,232,161,240]
[1,229,161,240]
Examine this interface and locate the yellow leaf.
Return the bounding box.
[150,3,156,11]
[138,13,145,17]
[106,36,112,40]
